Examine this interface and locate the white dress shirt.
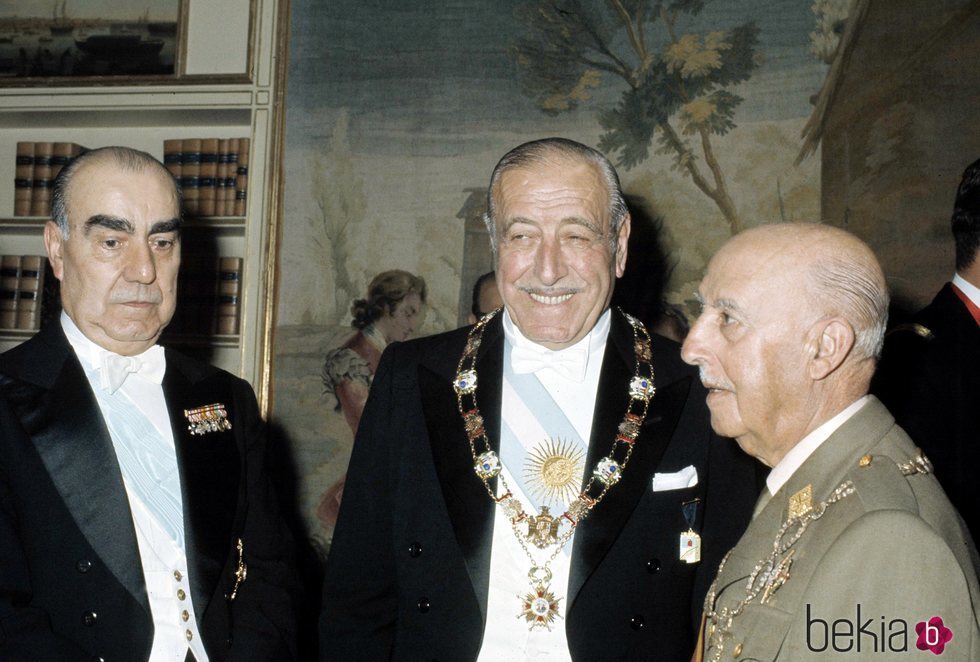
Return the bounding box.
[765,396,870,496]
[952,272,980,307]
[477,310,610,661]
[62,313,209,662]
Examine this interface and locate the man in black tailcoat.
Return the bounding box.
[320,138,759,661]
[0,146,298,660]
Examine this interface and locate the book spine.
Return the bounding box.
[181,138,202,217]
[215,256,243,335]
[0,255,21,328]
[16,255,45,330]
[30,142,54,217]
[163,138,183,188]
[14,142,34,217]
[226,138,239,217]
[51,142,73,185]
[216,139,230,217]
[234,137,250,217]
[198,138,219,217]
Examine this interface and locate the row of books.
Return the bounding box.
[0,255,51,330]
[164,138,250,218]
[169,256,244,336]
[13,142,88,217]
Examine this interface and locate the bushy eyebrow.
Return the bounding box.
[502,216,602,235]
[85,215,133,234]
[82,215,180,236]
[150,218,181,235]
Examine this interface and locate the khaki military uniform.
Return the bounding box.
[702,397,980,661]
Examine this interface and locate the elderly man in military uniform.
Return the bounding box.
[683,223,980,661]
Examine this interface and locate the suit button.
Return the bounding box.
[76,559,92,573]
[646,558,661,574]
[409,542,423,558]
[417,597,430,613]
[82,611,98,627]
[630,614,645,631]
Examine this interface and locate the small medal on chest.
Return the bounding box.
[679,498,702,564]
[519,566,562,630]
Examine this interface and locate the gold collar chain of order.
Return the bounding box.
[453,308,656,630]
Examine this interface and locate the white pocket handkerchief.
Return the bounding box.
[652,465,699,491]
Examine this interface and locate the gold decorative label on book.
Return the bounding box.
[184,403,232,435]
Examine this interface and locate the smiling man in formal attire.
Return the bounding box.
[0,146,298,660]
[319,137,759,661]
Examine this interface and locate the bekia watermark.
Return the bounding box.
[806,604,954,655]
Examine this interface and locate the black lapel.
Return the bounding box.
[164,353,241,619]
[12,328,149,615]
[568,312,684,609]
[421,317,502,624]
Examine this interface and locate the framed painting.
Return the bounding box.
[0,0,183,83]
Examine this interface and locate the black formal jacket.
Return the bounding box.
[0,324,298,661]
[873,282,980,544]
[319,311,759,661]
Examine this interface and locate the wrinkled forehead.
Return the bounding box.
[495,157,609,216]
[702,237,808,306]
[67,161,179,227]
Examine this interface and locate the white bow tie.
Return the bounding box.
[99,345,166,394]
[510,343,589,382]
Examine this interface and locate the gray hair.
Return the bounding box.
[51,146,181,238]
[482,137,628,257]
[809,254,889,360]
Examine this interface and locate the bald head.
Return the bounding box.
[722,223,889,361]
[680,222,889,466]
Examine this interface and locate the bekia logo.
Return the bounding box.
[915,617,953,655]
[806,604,954,655]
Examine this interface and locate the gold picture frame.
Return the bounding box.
[0,0,256,86]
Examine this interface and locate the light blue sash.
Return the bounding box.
[87,367,185,550]
[501,340,589,521]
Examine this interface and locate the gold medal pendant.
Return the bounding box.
[519,567,562,630]
[524,437,585,507]
[526,506,561,549]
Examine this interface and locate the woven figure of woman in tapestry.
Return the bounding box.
[318,270,427,527]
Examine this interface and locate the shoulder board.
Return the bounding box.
[847,455,917,515]
[884,322,934,341]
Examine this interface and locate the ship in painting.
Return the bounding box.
[75,33,165,59]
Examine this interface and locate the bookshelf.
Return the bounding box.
[0,0,288,412]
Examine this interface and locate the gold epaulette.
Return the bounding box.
[884,322,934,341]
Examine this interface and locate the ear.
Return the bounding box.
[43,220,66,281]
[805,318,855,380]
[614,212,631,278]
